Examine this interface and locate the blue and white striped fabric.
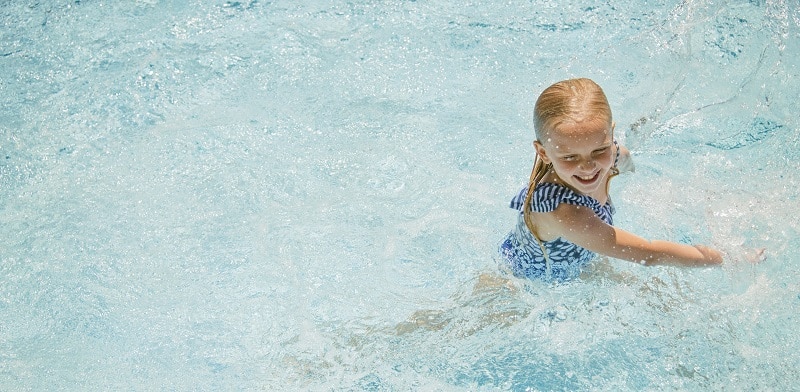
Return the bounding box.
[499,182,615,282]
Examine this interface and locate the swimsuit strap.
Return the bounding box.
[608,139,621,179]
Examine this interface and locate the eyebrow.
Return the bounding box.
[553,139,614,150]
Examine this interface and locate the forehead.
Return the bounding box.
[544,121,612,150]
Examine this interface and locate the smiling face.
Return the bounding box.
[531,78,615,198]
[535,120,615,197]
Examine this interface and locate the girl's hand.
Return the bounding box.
[693,244,723,265]
[744,247,767,264]
[616,145,635,173]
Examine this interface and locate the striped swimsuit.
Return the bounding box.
[499,182,615,282]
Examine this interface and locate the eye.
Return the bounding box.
[592,147,610,156]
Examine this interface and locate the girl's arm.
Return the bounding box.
[540,204,722,266]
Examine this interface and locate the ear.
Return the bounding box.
[533,141,552,165]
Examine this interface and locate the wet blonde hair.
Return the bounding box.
[523,78,618,237]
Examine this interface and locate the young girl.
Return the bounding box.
[499,78,723,282]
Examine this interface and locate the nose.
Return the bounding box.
[579,158,596,171]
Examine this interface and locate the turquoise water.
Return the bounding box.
[2,0,799,390]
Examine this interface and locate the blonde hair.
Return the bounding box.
[523,78,617,237]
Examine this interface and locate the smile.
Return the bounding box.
[574,171,600,184]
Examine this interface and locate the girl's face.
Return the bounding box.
[535,121,615,196]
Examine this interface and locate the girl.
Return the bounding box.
[499,78,723,282]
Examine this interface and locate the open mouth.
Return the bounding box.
[573,171,600,185]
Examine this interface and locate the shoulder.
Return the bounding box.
[529,185,609,242]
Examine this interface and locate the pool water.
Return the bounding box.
[2,0,799,390]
